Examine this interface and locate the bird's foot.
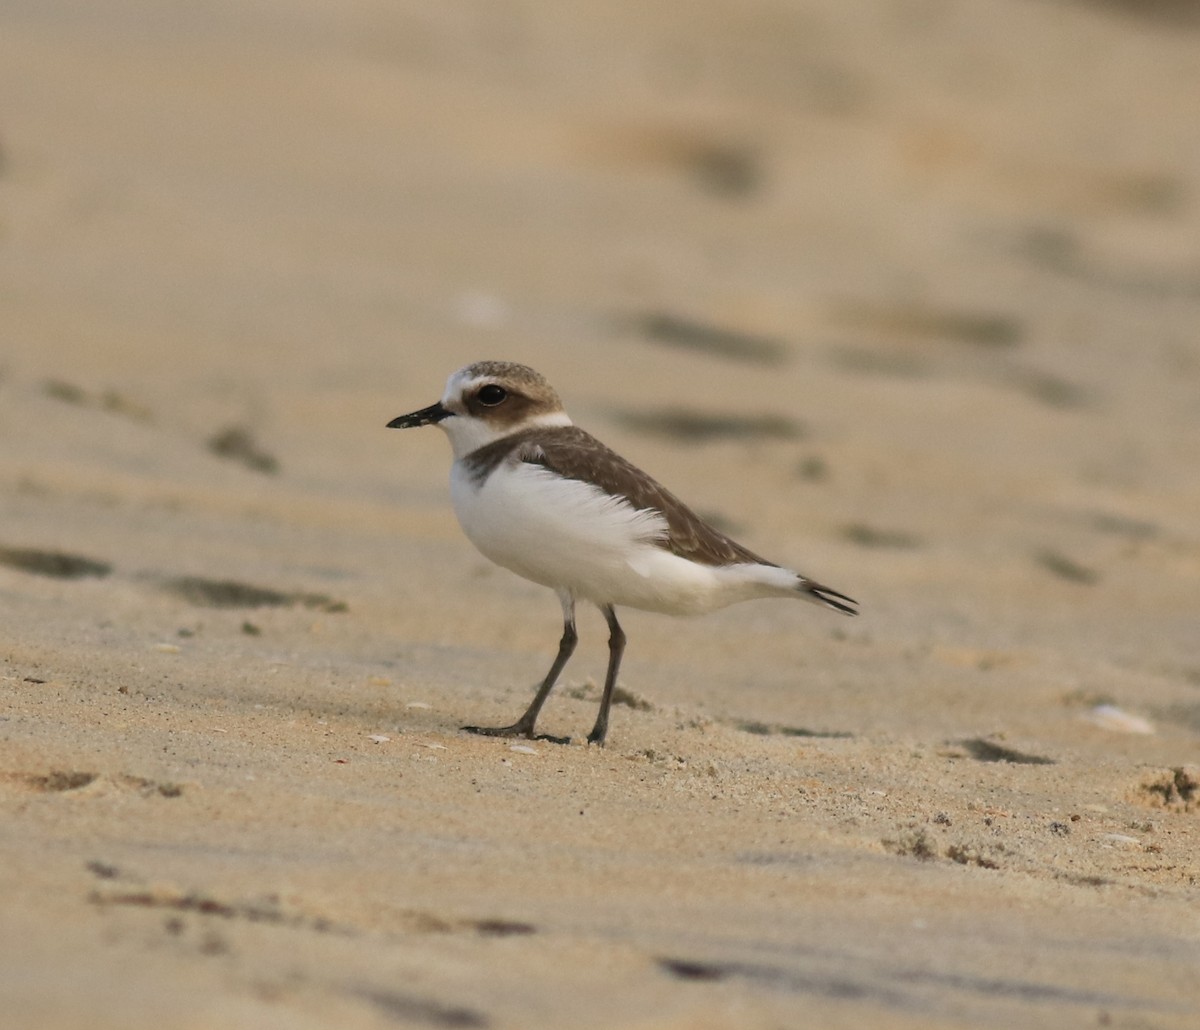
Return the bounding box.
[461,723,571,746]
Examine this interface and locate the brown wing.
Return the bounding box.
[514,426,774,568]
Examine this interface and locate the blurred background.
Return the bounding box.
[3,5,1200,1025]
[1,0,1198,720]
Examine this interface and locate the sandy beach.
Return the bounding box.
[2,1,1199,1026]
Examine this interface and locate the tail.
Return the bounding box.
[797,577,858,616]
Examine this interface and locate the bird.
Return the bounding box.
[388,361,857,746]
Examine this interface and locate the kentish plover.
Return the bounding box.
[389,361,857,745]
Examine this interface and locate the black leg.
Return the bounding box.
[463,592,577,743]
[587,606,625,746]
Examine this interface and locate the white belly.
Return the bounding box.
[449,460,774,614]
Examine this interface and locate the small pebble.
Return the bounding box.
[417,742,447,751]
[509,745,538,755]
[1086,704,1154,735]
[368,734,391,743]
[154,643,181,654]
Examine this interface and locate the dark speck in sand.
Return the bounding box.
[207,426,280,475]
[162,576,347,612]
[348,987,490,1028]
[1035,550,1099,585]
[0,546,112,580]
[841,524,921,550]
[658,958,729,982]
[736,720,853,739]
[955,738,1055,765]
[611,407,802,443]
[631,311,787,365]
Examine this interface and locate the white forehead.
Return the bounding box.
[441,366,480,404]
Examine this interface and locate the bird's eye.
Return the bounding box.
[477,384,507,406]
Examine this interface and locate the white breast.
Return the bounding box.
[450,459,662,591]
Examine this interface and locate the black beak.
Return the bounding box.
[387,402,453,429]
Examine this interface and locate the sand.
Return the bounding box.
[2,1,1199,1027]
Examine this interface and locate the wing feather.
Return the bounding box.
[512,427,772,568]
